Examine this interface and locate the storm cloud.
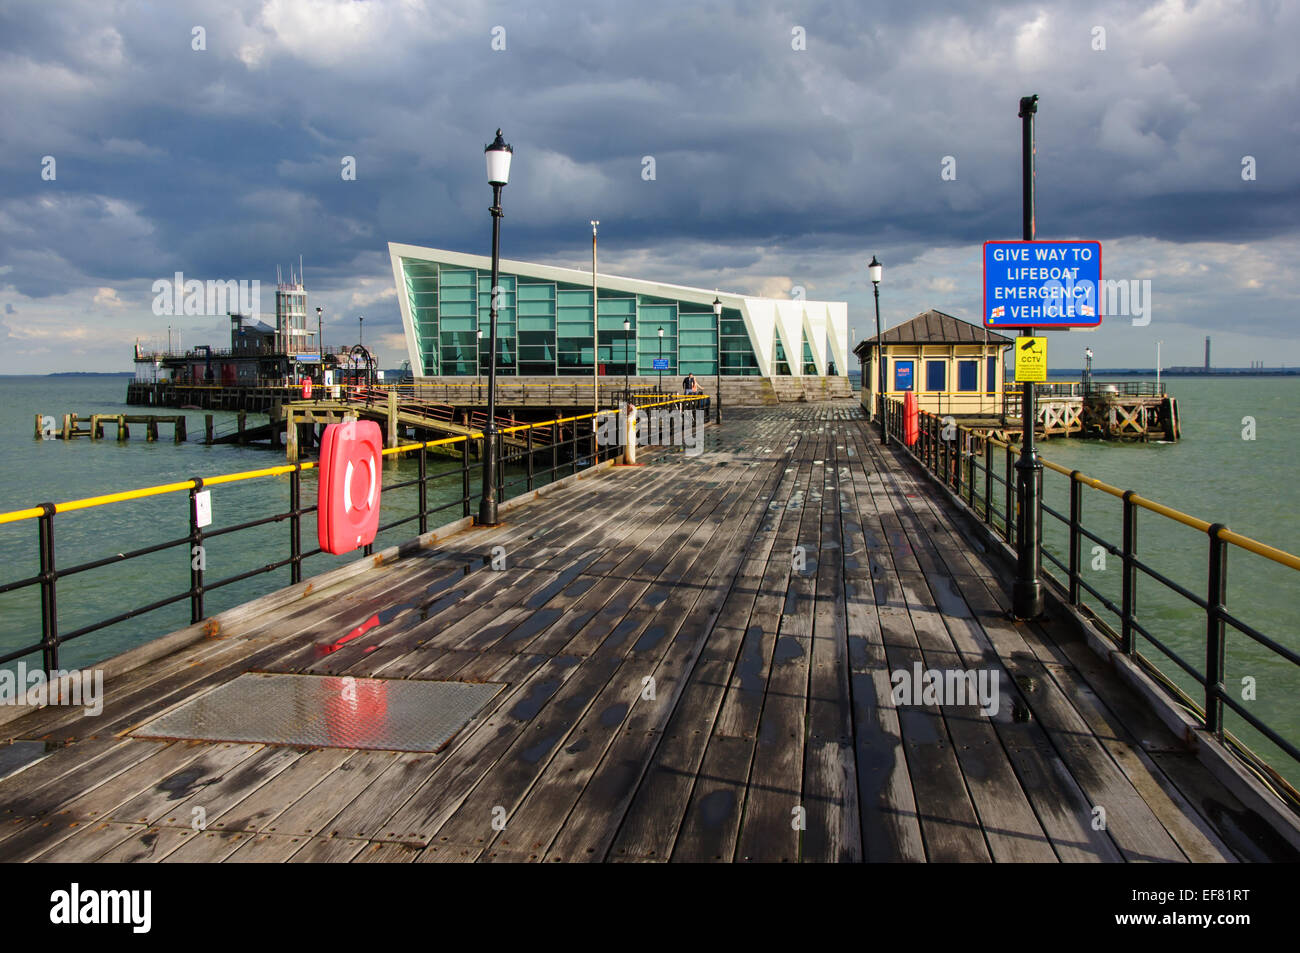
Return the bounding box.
[1,0,1296,370]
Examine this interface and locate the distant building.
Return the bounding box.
[1205,336,1211,372]
[853,310,1013,418]
[388,244,849,385]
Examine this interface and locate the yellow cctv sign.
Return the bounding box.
[1016,336,1048,382]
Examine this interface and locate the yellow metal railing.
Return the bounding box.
[0,394,706,526]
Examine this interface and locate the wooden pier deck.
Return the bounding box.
[0,403,1293,863]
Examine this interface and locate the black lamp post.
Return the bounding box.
[623,318,631,403]
[657,326,664,393]
[869,256,886,445]
[478,128,512,527]
[1084,347,1093,391]
[712,296,722,424]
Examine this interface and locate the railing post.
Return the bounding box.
[954,427,963,496]
[37,502,58,675]
[526,427,534,491]
[929,414,937,472]
[965,433,975,508]
[497,431,506,503]
[289,465,302,585]
[1205,524,1228,737]
[1004,443,1015,543]
[1067,471,1082,605]
[189,478,205,624]
[984,438,993,523]
[1121,489,1138,655]
[418,443,428,535]
[942,420,951,488]
[553,421,560,475]
[462,437,472,518]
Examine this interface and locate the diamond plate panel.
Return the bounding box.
[132,673,503,753]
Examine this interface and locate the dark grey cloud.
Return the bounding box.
[0,0,1297,370]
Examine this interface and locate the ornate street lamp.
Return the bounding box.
[478,128,512,527]
[869,256,886,445]
[623,318,631,403]
[657,326,664,393]
[712,296,722,424]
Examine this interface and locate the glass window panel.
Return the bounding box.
[925,360,946,392]
[517,283,555,301]
[678,330,716,347]
[680,360,717,375]
[597,297,636,315]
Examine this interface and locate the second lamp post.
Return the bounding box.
[869,256,887,445]
[712,296,722,424]
[478,129,512,527]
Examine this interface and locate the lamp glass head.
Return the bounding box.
[485,129,513,186]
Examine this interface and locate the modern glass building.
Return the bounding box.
[389,244,849,380]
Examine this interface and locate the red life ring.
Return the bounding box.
[317,419,383,554]
[903,391,920,446]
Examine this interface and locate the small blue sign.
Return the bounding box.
[893,361,914,391]
[983,240,1102,329]
[652,358,669,370]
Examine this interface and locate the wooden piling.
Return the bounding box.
[238,411,247,445]
[387,390,399,448]
[175,416,186,443]
[205,414,214,444]
[286,409,298,462]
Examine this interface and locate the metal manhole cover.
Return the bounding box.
[132,673,503,753]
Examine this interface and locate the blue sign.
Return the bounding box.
[983,240,1102,329]
[652,358,669,370]
[893,361,914,391]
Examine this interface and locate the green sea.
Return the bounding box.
[1,374,1297,784]
[0,374,516,674]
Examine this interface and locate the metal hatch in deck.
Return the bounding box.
[131,673,503,753]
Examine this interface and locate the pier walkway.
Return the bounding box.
[0,403,1293,862]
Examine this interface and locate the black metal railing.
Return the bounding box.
[879,396,1300,792]
[0,395,706,676]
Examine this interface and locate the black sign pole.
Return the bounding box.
[1013,94,1044,620]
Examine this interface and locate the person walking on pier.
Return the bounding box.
[683,372,711,421]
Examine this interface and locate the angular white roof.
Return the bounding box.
[389,243,848,377]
